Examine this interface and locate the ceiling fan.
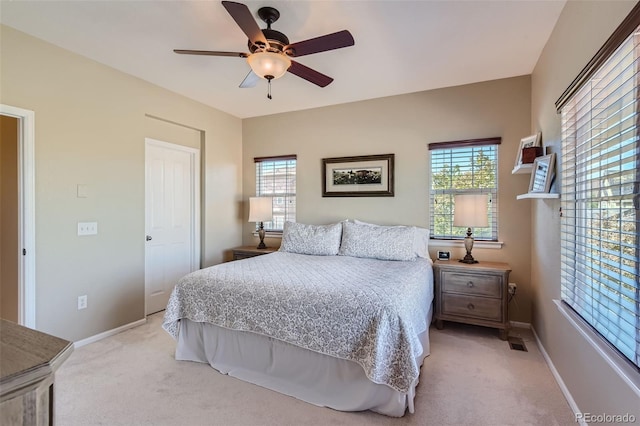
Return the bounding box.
[174,1,355,98]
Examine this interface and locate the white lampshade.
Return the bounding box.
[248,197,273,223]
[247,51,291,80]
[453,194,489,228]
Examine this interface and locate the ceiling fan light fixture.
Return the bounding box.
[247,51,291,80]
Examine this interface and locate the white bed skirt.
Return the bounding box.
[175,307,432,417]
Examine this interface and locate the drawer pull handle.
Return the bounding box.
[467,281,474,287]
[467,303,475,310]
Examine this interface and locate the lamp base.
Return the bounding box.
[459,230,478,264]
[256,224,267,249]
[459,255,479,264]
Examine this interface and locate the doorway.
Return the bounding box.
[144,138,200,314]
[0,105,35,328]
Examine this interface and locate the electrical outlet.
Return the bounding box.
[508,283,517,296]
[78,295,87,310]
[77,222,98,236]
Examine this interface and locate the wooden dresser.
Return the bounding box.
[231,245,278,260]
[433,260,512,340]
[0,319,73,426]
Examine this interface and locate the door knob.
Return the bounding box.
[146,235,152,241]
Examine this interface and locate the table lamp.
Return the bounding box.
[248,197,273,249]
[453,194,488,264]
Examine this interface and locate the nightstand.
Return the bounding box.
[231,245,278,260]
[433,260,512,340]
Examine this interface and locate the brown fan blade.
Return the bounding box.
[174,49,248,58]
[288,61,333,87]
[285,30,354,57]
[239,70,260,88]
[222,1,269,48]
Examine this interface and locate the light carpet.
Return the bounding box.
[55,313,575,425]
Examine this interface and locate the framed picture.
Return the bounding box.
[514,132,542,168]
[322,154,394,197]
[528,153,556,193]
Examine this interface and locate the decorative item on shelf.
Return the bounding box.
[522,146,543,164]
[528,153,556,193]
[248,196,273,249]
[453,194,489,264]
[514,132,542,168]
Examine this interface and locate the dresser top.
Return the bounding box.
[0,319,73,394]
[232,245,279,254]
[433,259,511,272]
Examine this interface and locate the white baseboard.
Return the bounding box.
[509,320,531,329]
[74,318,147,348]
[531,326,584,426]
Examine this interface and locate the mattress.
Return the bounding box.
[163,251,434,415]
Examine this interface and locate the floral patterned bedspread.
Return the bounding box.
[162,251,433,393]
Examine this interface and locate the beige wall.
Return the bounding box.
[0,115,19,322]
[531,0,639,417]
[0,25,243,341]
[243,76,534,323]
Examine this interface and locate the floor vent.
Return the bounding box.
[508,337,528,352]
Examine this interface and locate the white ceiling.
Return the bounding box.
[0,0,566,119]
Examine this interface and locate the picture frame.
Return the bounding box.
[514,132,542,168]
[322,154,394,197]
[528,153,556,193]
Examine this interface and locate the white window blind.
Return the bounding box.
[429,138,500,241]
[559,25,640,369]
[255,155,296,232]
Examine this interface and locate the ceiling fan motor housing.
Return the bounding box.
[176,2,353,88]
[248,28,290,54]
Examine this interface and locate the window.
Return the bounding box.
[429,138,500,240]
[254,155,296,232]
[558,21,640,369]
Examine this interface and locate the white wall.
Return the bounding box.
[0,25,243,341]
[531,0,639,417]
[243,76,535,323]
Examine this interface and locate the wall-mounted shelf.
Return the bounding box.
[516,193,560,200]
[512,163,533,174]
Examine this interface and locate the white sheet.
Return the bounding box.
[176,304,432,417]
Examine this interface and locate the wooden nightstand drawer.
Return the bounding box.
[231,246,278,261]
[441,271,502,298]
[433,260,511,340]
[441,293,503,322]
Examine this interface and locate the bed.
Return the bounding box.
[162,220,434,417]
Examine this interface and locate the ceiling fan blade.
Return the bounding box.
[174,49,248,58]
[222,1,269,48]
[285,30,354,57]
[288,61,333,87]
[239,70,260,88]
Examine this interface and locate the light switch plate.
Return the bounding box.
[77,184,88,198]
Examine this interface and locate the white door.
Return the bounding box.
[145,139,200,315]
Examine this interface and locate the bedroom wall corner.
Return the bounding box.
[0,24,243,342]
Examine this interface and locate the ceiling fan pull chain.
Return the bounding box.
[267,78,273,100]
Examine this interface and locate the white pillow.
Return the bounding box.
[353,219,430,258]
[339,221,416,261]
[279,221,342,256]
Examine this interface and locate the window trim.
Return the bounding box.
[555,300,640,398]
[557,12,640,371]
[254,155,296,232]
[429,137,501,241]
[428,136,502,151]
